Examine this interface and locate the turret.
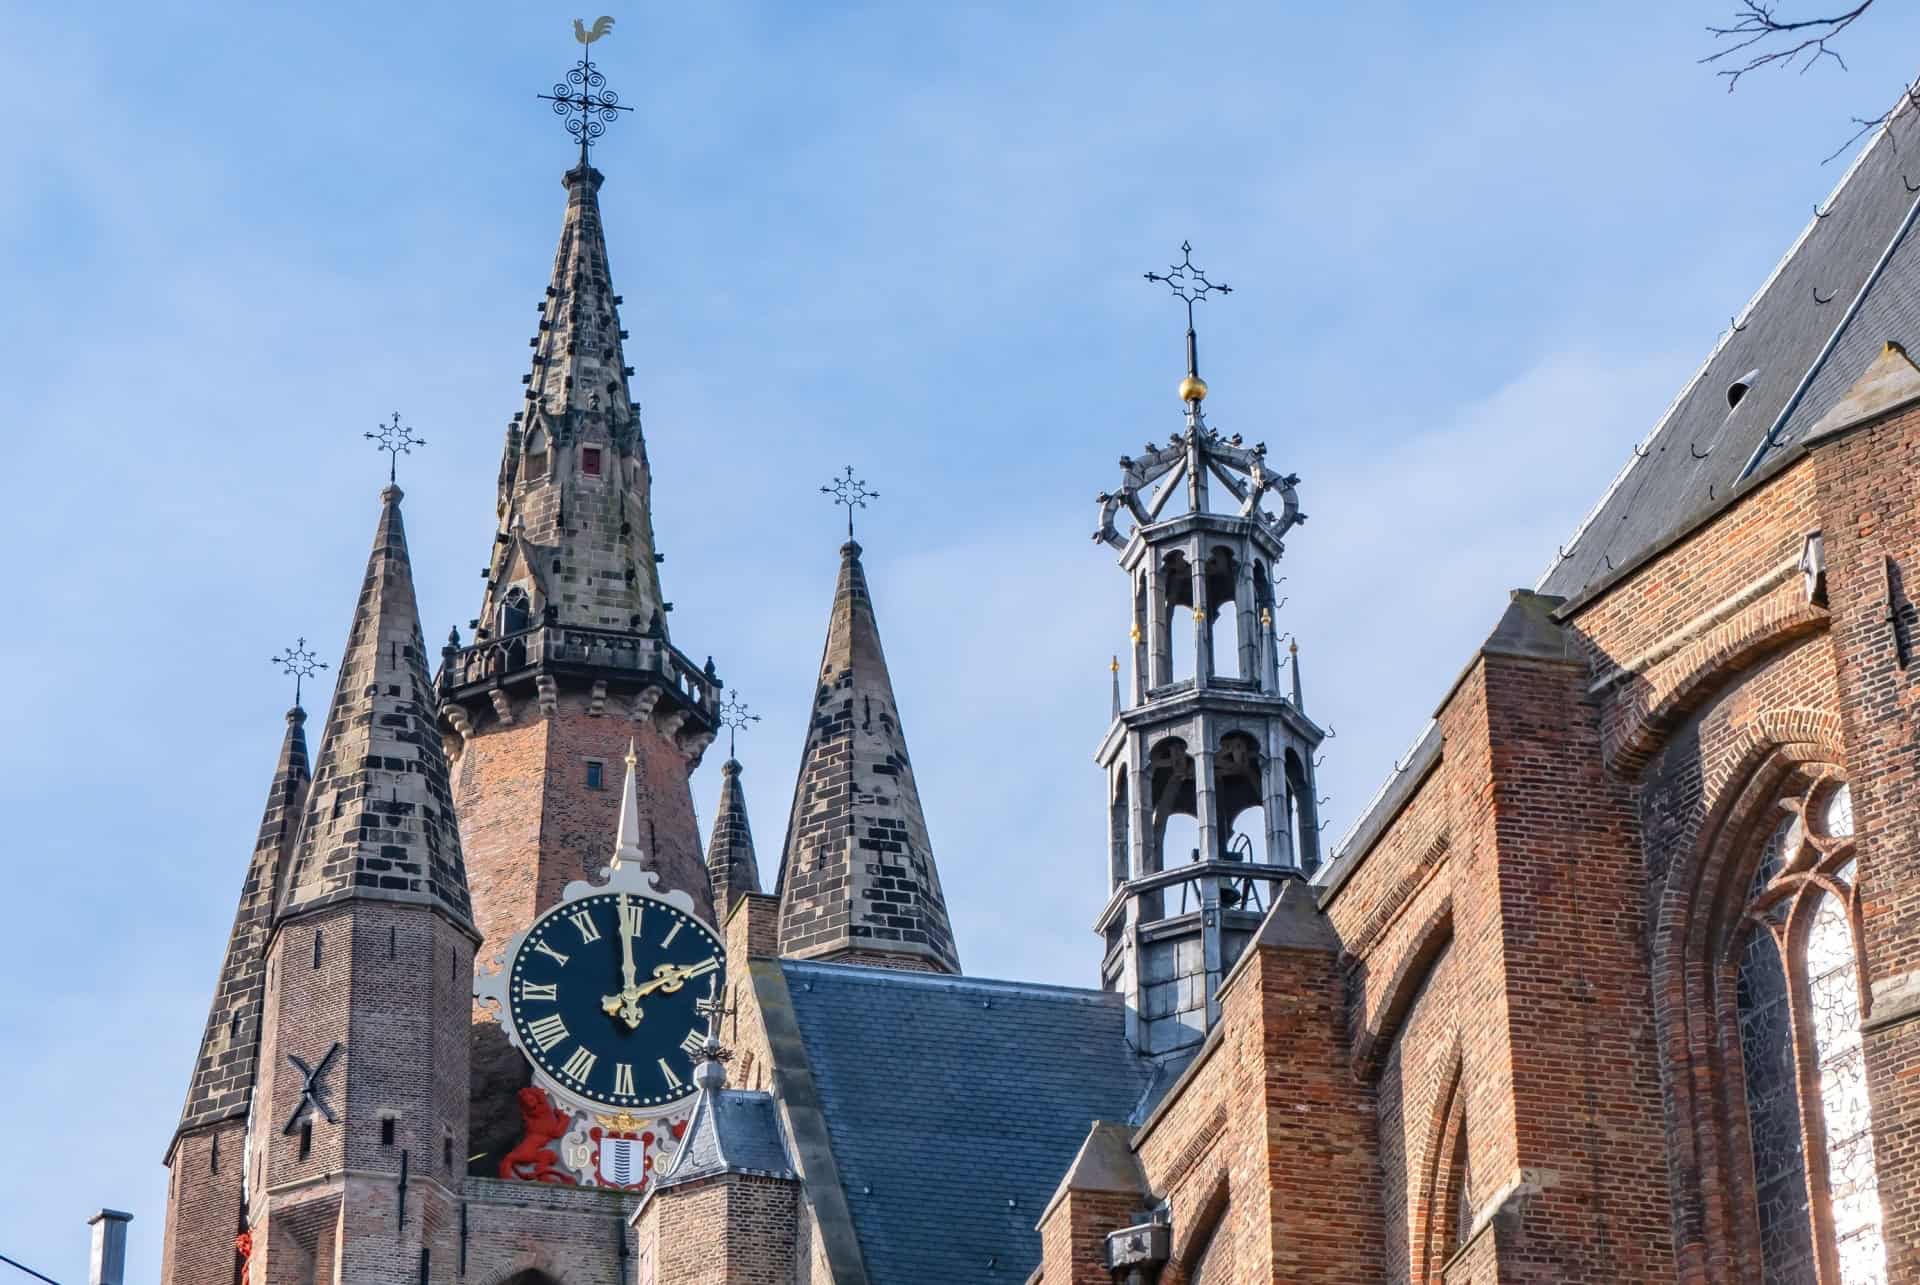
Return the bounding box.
[159,704,310,1285]
[436,145,723,1170]
[1091,247,1326,1056]
[774,539,961,973]
[245,485,479,1279]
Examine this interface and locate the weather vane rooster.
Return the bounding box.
[574,15,615,44]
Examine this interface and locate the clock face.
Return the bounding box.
[505,892,725,1110]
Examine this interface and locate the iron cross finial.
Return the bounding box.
[271,636,328,707]
[1145,241,1232,393]
[365,412,425,485]
[821,465,878,541]
[540,18,633,162]
[717,691,761,760]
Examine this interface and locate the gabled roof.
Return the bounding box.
[1539,96,1920,601]
[773,960,1154,1281]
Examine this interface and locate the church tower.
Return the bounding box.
[1092,248,1324,1056]
[437,147,722,1166]
[159,705,309,1285]
[774,537,961,972]
[246,485,479,1282]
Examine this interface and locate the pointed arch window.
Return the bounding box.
[523,426,549,483]
[1731,780,1885,1284]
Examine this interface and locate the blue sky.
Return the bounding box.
[4,1,1919,1277]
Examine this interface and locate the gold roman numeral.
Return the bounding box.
[518,982,557,1002]
[568,910,601,944]
[659,919,684,948]
[619,899,644,937]
[681,956,719,981]
[532,938,570,966]
[527,1014,569,1052]
[679,1029,706,1058]
[614,1063,636,1096]
[658,1058,684,1091]
[560,1046,597,1083]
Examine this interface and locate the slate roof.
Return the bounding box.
[655,1088,794,1190]
[779,960,1155,1281]
[1326,102,1920,896]
[1539,98,1920,602]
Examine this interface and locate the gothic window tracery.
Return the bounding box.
[1731,780,1884,1284]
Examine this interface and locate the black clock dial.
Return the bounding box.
[505,892,725,1110]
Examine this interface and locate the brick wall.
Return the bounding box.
[636,1175,798,1284]
[457,686,709,1170]
[1813,404,1920,1276]
[160,1120,246,1285]
[247,899,474,1282]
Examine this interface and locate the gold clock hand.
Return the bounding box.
[619,893,638,992]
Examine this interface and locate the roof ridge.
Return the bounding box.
[779,958,1120,1002]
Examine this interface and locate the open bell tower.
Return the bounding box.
[1092,244,1326,1058]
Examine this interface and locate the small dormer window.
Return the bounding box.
[1727,368,1760,410]
[581,446,603,477]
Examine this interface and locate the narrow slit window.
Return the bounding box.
[581,446,603,477]
[586,760,605,790]
[299,1122,313,1159]
[380,1117,396,1147]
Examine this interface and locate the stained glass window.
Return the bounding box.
[1734,782,1884,1284]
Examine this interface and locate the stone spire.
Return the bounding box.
[167,705,311,1151]
[279,487,475,933]
[706,758,760,920]
[774,541,960,972]
[476,155,667,639]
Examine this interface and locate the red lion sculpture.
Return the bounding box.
[500,1086,576,1184]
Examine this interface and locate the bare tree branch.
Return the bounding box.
[1701,1,1875,91]
[1820,80,1920,162]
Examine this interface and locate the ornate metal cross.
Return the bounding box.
[717,691,761,759]
[1145,241,1232,389]
[270,636,328,706]
[694,980,736,1051]
[539,18,633,160]
[365,412,425,485]
[282,1042,341,1134]
[821,465,878,541]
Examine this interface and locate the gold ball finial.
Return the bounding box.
[1178,373,1208,403]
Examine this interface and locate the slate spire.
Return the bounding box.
[168,704,311,1153]
[774,541,960,972]
[706,757,760,920]
[278,487,475,933]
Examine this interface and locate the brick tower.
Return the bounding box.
[159,706,309,1285]
[245,484,479,1282]
[1090,309,1324,1057]
[436,149,721,1168]
[773,539,961,971]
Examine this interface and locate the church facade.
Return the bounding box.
[158,78,1920,1285]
